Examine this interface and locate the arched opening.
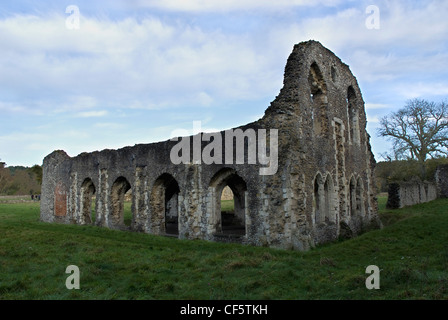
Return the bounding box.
[80,178,95,225]
[309,62,328,136]
[210,168,247,236]
[356,177,364,217]
[349,176,357,217]
[150,173,180,236]
[314,173,336,225]
[220,185,235,216]
[111,176,132,229]
[124,189,132,227]
[324,174,335,223]
[347,86,360,145]
[313,173,323,224]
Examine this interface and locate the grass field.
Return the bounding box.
[1,195,448,299]
[220,199,234,212]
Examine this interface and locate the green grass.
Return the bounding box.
[90,200,132,226]
[377,192,388,212]
[220,199,234,212]
[0,195,448,299]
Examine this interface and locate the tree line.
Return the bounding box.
[0,162,42,196]
[375,157,448,193]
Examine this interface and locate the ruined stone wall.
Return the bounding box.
[435,164,448,198]
[386,179,438,209]
[40,40,380,251]
[385,164,448,209]
[260,41,380,247]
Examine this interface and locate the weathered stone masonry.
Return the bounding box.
[385,165,448,209]
[386,179,438,209]
[436,164,448,198]
[40,41,381,251]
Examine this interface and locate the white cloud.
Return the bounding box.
[0,13,282,116]
[197,92,213,107]
[51,96,99,114]
[365,103,390,110]
[367,115,380,124]
[396,82,448,99]
[76,110,108,118]
[0,101,28,114]
[59,130,91,139]
[1,2,446,114]
[127,100,159,110]
[0,132,49,142]
[2,2,444,118]
[0,132,51,165]
[132,0,343,12]
[94,122,126,129]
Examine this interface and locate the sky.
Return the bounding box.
[0,0,447,167]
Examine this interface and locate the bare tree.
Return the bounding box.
[377,98,448,178]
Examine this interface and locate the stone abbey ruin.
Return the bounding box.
[40,40,381,251]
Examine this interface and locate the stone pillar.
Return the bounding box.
[40,150,71,223]
[133,166,147,232]
[68,172,78,224]
[96,168,109,227]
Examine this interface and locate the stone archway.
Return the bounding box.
[313,172,324,224]
[80,178,95,225]
[313,172,336,225]
[209,168,247,236]
[323,174,336,223]
[110,176,131,229]
[309,62,328,136]
[347,86,360,145]
[150,173,180,236]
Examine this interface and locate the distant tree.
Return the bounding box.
[0,162,42,195]
[377,98,448,178]
[28,165,43,185]
[0,160,10,194]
